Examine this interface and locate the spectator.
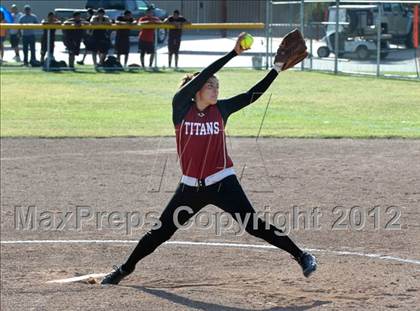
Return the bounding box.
[90,8,112,68]
[115,10,135,67]
[0,11,6,64]
[9,4,23,62]
[40,12,61,65]
[164,10,190,70]
[19,4,39,66]
[77,8,95,65]
[63,11,88,69]
[138,7,161,69]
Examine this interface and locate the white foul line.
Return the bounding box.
[1,239,420,266]
[46,273,107,284]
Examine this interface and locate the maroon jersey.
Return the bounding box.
[175,104,232,179]
[172,50,278,180]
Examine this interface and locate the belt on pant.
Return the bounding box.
[181,167,235,187]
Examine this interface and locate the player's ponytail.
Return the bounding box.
[179,72,217,88]
[179,72,200,88]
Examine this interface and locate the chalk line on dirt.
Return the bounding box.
[2,239,420,267]
[46,273,107,284]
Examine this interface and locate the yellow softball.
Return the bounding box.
[240,34,254,49]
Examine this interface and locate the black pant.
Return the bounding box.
[122,175,303,272]
[22,35,36,64]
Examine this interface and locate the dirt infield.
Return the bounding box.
[1,137,419,310]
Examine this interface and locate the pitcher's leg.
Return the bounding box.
[213,176,317,277]
[214,176,303,259]
[121,186,203,273]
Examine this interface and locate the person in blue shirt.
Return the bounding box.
[18,4,38,65]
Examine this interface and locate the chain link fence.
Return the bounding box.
[0,0,419,78]
[264,0,420,79]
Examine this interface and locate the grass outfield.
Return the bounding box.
[1,68,419,138]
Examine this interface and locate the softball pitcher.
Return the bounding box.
[102,30,317,285]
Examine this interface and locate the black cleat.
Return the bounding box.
[101,265,131,285]
[297,252,317,277]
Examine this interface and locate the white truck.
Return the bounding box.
[376,2,415,48]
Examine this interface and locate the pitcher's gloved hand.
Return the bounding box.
[274,29,308,71]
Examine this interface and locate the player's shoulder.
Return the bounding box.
[214,101,225,112]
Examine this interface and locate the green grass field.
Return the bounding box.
[1,68,419,138]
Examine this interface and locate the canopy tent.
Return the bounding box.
[0,5,13,23]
